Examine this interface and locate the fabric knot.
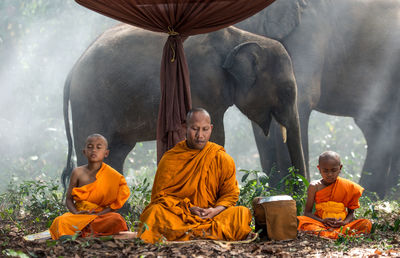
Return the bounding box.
[167,26,179,36]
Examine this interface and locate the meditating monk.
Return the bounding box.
[297,151,372,239]
[49,134,130,240]
[139,108,252,243]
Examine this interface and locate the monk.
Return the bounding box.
[49,134,130,240]
[139,108,252,243]
[297,151,372,239]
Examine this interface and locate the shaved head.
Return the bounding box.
[186,108,211,125]
[85,133,108,149]
[318,151,341,166]
[185,108,213,150]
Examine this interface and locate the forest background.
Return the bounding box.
[0,0,368,194]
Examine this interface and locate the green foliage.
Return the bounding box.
[358,198,400,234]
[238,169,269,208]
[238,167,309,215]
[2,249,29,258]
[124,178,152,231]
[334,231,371,252]
[333,198,400,250]
[0,177,65,228]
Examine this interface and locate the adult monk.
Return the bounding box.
[298,151,372,239]
[139,108,252,243]
[50,134,130,240]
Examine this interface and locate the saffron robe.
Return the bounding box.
[50,163,130,240]
[139,141,252,244]
[298,177,372,239]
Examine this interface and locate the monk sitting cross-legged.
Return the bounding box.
[49,134,130,240]
[139,108,252,244]
[297,151,372,239]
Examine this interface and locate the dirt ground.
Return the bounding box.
[1,219,399,257]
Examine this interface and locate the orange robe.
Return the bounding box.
[139,141,252,244]
[298,177,372,239]
[50,163,130,240]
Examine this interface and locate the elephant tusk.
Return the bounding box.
[280,125,287,143]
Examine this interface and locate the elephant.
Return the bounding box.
[61,25,306,188]
[237,0,400,197]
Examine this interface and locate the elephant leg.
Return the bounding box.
[254,120,292,186]
[387,147,400,193]
[385,117,400,193]
[298,105,312,179]
[209,112,225,146]
[106,136,137,174]
[252,121,278,176]
[356,118,392,198]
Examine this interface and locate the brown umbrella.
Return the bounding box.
[75,0,276,162]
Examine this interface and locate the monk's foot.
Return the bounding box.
[113,231,138,239]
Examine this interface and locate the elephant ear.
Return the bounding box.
[242,0,308,40]
[222,42,262,94]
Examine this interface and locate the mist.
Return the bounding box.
[0,1,116,192]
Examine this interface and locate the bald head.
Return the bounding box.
[318,151,341,166]
[185,108,213,150]
[186,108,211,125]
[85,133,108,149]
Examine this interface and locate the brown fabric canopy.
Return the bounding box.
[75,0,276,162]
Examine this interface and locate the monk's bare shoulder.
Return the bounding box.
[71,165,88,178]
[69,165,92,187]
[309,179,326,192]
[308,179,322,193]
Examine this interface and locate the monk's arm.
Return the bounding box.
[95,206,115,216]
[65,169,81,214]
[214,154,239,208]
[303,184,325,223]
[339,209,355,226]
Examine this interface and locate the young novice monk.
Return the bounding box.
[50,134,130,240]
[297,151,372,239]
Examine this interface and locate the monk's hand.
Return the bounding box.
[322,218,336,227]
[323,218,344,228]
[199,206,226,219]
[330,219,345,228]
[190,206,206,217]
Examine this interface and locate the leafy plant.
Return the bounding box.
[238,167,309,215]
[2,249,29,258]
[0,176,65,228]
[275,167,309,215]
[124,178,152,230]
[238,169,269,208]
[359,200,400,233]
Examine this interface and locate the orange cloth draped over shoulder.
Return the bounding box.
[298,177,372,239]
[49,163,130,240]
[139,141,252,244]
